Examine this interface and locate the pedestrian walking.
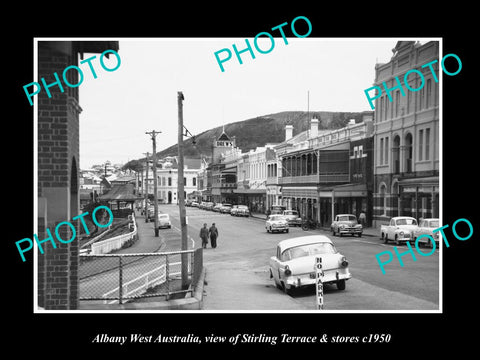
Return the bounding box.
[359,211,366,227]
[209,223,219,248]
[200,223,209,249]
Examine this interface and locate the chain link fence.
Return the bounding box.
[79,248,203,305]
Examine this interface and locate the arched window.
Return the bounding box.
[380,183,387,216]
[405,133,413,173]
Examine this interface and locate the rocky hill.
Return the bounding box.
[160,110,370,158]
[124,110,371,168]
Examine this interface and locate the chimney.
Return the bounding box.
[285,125,293,141]
[310,118,318,138]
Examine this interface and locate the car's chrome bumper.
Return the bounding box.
[271,225,289,231]
[339,227,362,234]
[285,268,352,288]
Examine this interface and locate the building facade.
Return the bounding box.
[37,41,119,310]
[278,115,374,226]
[372,41,440,228]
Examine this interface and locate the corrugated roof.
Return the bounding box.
[98,183,141,201]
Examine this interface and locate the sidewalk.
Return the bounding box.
[115,210,166,254]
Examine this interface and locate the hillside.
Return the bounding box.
[133,110,371,163]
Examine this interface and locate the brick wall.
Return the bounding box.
[37,42,80,310]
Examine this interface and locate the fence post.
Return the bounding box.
[165,254,170,300]
[190,250,194,277]
[118,256,123,305]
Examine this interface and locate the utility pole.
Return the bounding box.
[143,152,149,223]
[146,130,162,237]
[178,91,189,289]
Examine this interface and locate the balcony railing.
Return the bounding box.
[279,173,349,184]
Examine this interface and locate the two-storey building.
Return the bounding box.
[372,41,440,228]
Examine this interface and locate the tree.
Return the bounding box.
[122,159,143,173]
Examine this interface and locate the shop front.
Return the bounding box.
[398,176,439,220]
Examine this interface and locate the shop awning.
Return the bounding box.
[233,189,266,194]
[282,186,317,198]
[333,183,368,197]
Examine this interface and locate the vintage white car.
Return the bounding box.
[331,214,363,237]
[231,204,250,217]
[266,215,289,233]
[381,216,418,244]
[157,213,172,229]
[413,218,440,247]
[269,235,351,294]
[282,210,302,226]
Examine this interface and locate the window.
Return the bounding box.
[395,90,400,117]
[384,137,389,165]
[384,98,389,120]
[380,138,384,165]
[380,97,384,121]
[419,129,424,161]
[426,79,432,108]
[168,177,172,186]
[380,184,387,216]
[184,177,187,186]
[359,145,363,158]
[419,86,425,110]
[425,128,430,160]
[193,177,196,186]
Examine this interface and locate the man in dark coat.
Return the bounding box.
[200,223,209,249]
[209,223,219,248]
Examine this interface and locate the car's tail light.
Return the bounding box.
[341,256,348,267]
[284,265,292,276]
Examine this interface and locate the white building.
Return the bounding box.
[140,156,201,204]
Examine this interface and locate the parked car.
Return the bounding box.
[231,204,250,217]
[381,216,418,244]
[269,235,352,294]
[203,202,213,210]
[199,201,207,210]
[220,203,233,214]
[331,214,363,237]
[270,205,286,215]
[191,201,199,207]
[157,213,172,229]
[282,210,302,226]
[266,215,289,233]
[146,205,155,222]
[185,199,193,206]
[414,218,440,247]
[212,203,223,212]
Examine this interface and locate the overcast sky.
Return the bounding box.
[77,38,422,169]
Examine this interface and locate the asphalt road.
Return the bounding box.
[161,204,440,312]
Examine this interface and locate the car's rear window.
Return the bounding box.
[338,215,356,221]
[428,220,439,228]
[396,218,417,226]
[281,242,337,261]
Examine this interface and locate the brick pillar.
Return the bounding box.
[37,42,81,310]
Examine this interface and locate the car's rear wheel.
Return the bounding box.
[282,282,294,295]
[337,279,346,290]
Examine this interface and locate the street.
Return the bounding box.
[160,204,440,311]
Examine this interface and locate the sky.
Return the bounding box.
[77,37,412,169]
